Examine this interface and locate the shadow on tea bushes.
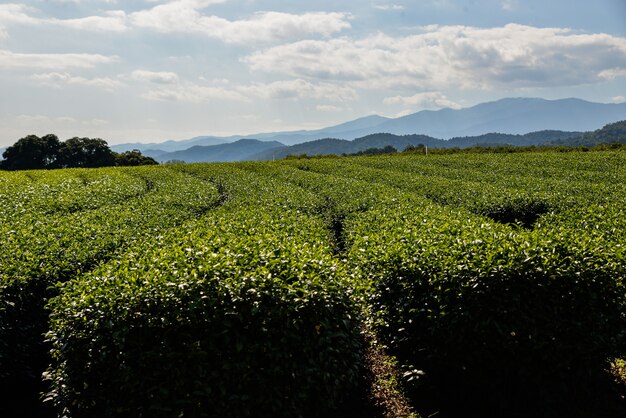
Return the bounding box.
[349,204,626,417]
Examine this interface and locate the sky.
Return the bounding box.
[0,0,625,146]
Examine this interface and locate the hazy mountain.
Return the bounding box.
[252,134,435,160]
[254,115,392,145]
[245,98,625,143]
[156,139,284,163]
[252,130,584,160]
[111,115,391,154]
[111,136,232,153]
[141,149,171,160]
[110,97,626,155]
[371,98,626,139]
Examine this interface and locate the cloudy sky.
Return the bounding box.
[1,0,625,146]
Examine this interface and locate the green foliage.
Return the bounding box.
[59,137,117,168]
[46,209,362,417]
[1,134,61,170]
[115,149,159,166]
[1,135,157,171]
[0,167,221,416]
[1,149,625,417]
[474,195,552,227]
[558,119,626,146]
[402,144,426,154]
[348,197,626,416]
[349,145,397,157]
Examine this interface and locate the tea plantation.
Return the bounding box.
[1,150,624,417]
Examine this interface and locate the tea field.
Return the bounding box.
[1,150,625,417]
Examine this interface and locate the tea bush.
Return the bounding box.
[348,198,626,416]
[46,209,362,417]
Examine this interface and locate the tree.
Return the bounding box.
[403,144,426,154]
[1,135,159,170]
[115,150,158,166]
[59,137,117,168]
[1,134,61,170]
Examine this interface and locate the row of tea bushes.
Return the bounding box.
[1,150,624,417]
[0,167,222,416]
[45,172,363,417]
[346,195,626,417]
[288,152,626,226]
[0,168,147,220]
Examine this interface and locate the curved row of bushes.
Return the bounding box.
[0,167,222,416]
[1,151,624,416]
[346,196,626,417]
[44,175,363,416]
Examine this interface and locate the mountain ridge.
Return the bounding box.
[156,138,283,163]
[112,97,626,158]
[251,130,585,161]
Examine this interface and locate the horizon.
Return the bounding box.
[1,96,624,150]
[1,1,625,146]
[111,96,626,148]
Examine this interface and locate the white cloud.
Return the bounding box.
[50,11,128,32]
[0,4,37,25]
[16,114,70,124]
[142,82,249,103]
[46,0,81,4]
[598,68,626,80]
[611,95,625,103]
[501,0,518,11]
[139,78,357,104]
[244,24,626,91]
[0,27,7,40]
[131,69,179,84]
[394,109,415,118]
[316,104,344,112]
[383,91,461,109]
[431,0,452,9]
[87,118,110,126]
[0,50,117,69]
[130,3,351,44]
[2,2,350,43]
[30,72,122,90]
[15,114,109,125]
[0,3,127,32]
[14,114,110,131]
[238,79,357,102]
[373,4,405,11]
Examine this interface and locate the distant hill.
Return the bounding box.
[253,134,436,160]
[253,130,584,160]
[253,114,391,145]
[446,130,583,148]
[111,115,392,154]
[109,97,626,155]
[554,120,626,146]
[241,98,624,143]
[370,98,626,139]
[142,149,171,160]
[156,139,284,163]
[111,136,231,154]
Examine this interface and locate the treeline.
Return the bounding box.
[287,142,626,160]
[0,134,157,170]
[554,120,626,146]
[265,119,626,161]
